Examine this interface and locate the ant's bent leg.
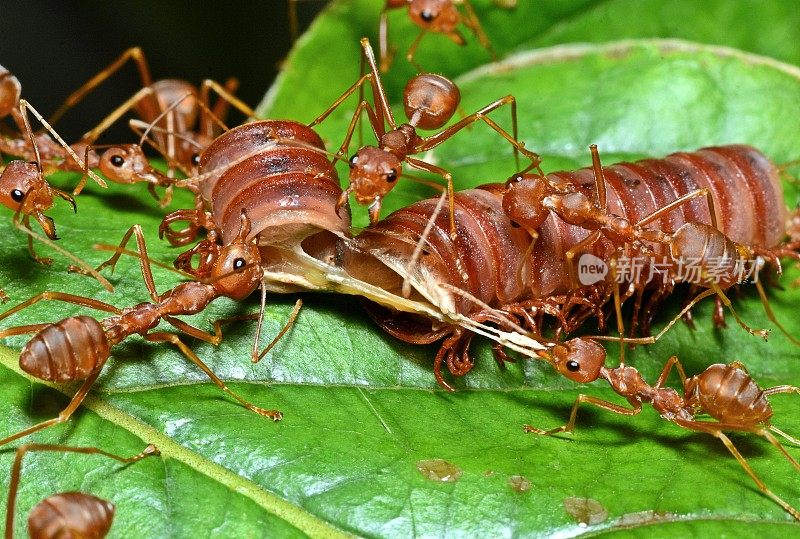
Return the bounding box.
[675,419,800,521]
[0,369,103,447]
[0,291,120,329]
[524,394,641,436]
[145,331,283,421]
[6,442,158,537]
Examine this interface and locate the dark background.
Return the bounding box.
[1,0,328,142]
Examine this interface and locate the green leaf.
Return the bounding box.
[3,4,800,538]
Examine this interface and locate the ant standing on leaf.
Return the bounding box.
[310,37,541,237]
[379,0,501,72]
[5,443,159,539]
[526,312,800,520]
[0,211,288,449]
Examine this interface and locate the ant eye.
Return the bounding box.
[110,155,125,167]
[10,189,25,202]
[566,360,580,372]
[420,9,435,22]
[233,257,246,271]
[386,170,398,183]
[348,154,358,168]
[191,153,201,166]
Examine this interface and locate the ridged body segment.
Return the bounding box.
[340,185,530,336]
[19,316,109,382]
[199,120,350,245]
[28,492,115,539]
[530,145,784,296]
[341,146,786,338]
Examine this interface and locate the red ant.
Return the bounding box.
[502,144,800,344]
[5,443,159,539]
[527,344,800,521]
[310,37,540,236]
[46,47,252,174]
[379,0,498,72]
[0,211,287,448]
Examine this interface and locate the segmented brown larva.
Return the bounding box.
[337,145,800,388]
[160,119,350,253]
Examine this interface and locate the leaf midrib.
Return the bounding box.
[0,345,351,539]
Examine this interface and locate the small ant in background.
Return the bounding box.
[5,443,159,539]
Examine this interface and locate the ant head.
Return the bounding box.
[409,0,462,38]
[403,74,460,130]
[0,161,43,211]
[547,338,606,383]
[211,212,261,300]
[98,145,149,184]
[348,147,402,204]
[502,173,550,231]
[0,67,22,119]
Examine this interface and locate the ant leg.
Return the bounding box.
[710,282,769,340]
[95,224,161,302]
[609,256,626,365]
[12,216,114,292]
[673,419,800,521]
[417,95,541,174]
[524,394,642,436]
[144,331,282,420]
[162,296,301,351]
[360,38,395,129]
[654,355,689,388]
[637,188,718,231]
[460,0,498,60]
[378,7,395,73]
[6,442,159,538]
[199,78,253,136]
[307,73,384,135]
[331,100,380,168]
[48,47,153,127]
[402,190,448,298]
[0,368,103,447]
[18,100,105,187]
[754,280,800,345]
[405,30,430,72]
[253,297,303,363]
[769,426,800,446]
[405,157,457,238]
[77,87,157,145]
[762,385,800,397]
[563,230,603,289]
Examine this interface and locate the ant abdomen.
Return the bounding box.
[670,221,743,287]
[20,316,109,382]
[403,73,460,130]
[0,65,22,118]
[685,363,773,424]
[27,491,115,539]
